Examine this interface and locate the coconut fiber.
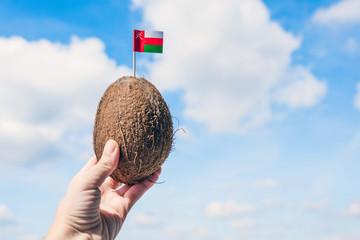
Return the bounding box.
[93,76,173,184]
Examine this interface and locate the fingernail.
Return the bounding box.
[104,140,117,154]
[149,169,160,182]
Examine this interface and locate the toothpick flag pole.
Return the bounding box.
[133,29,164,77]
[133,51,136,77]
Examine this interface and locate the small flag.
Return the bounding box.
[133,30,163,53]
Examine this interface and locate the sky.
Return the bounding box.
[0,0,360,239]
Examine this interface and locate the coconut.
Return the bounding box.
[93,76,173,184]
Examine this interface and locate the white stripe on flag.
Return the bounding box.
[144,31,163,39]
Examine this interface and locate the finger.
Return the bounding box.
[123,168,161,207]
[99,177,122,193]
[103,176,122,190]
[87,140,119,188]
[79,155,98,174]
[116,184,131,197]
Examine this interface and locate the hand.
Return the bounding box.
[46,139,161,240]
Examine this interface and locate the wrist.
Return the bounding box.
[45,219,76,240]
[45,207,91,240]
[45,224,92,240]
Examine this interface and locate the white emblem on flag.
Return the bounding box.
[135,31,143,40]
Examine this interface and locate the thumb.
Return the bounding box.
[88,139,119,188]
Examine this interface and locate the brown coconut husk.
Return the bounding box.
[93,76,173,184]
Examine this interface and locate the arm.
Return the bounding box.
[46,140,161,240]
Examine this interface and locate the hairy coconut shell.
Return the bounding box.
[93,76,173,184]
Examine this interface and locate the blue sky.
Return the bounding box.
[0,0,360,239]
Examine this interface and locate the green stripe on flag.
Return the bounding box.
[144,45,163,53]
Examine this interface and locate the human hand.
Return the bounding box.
[45,139,161,240]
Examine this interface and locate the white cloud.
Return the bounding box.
[17,235,45,240]
[132,0,326,133]
[312,0,360,25]
[305,199,330,210]
[344,38,358,54]
[165,226,196,240]
[0,203,14,223]
[165,227,216,240]
[231,219,255,229]
[331,233,360,240]
[264,199,283,208]
[354,83,360,110]
[273,66,327,109]
[132,213,158,226]
[0,35,131,166]
[343,201,360,216]
[204,200,255,218]
[253,178,280,188]
[196,229,215,238]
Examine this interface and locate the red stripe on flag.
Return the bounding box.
[133,30,145,52]
[143,38,163,46]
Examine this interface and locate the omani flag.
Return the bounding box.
[133,30,163,53]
